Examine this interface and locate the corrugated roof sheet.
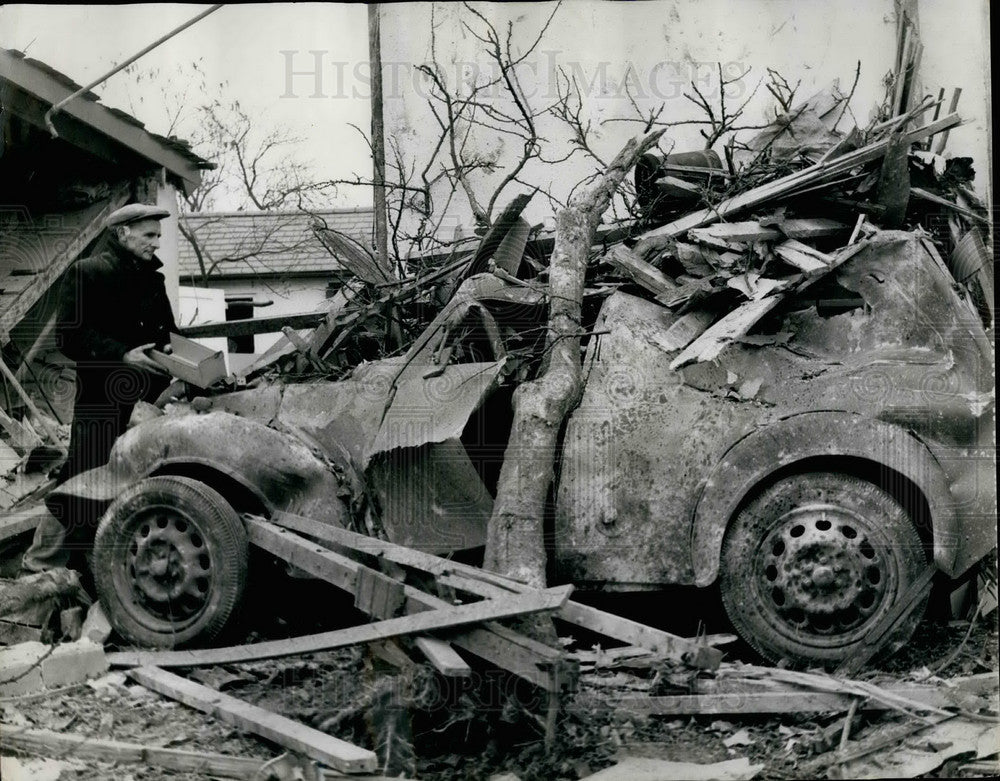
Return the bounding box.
[178,208,374,279]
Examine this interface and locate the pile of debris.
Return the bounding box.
[2,46,996,781]
[2,510,732,778]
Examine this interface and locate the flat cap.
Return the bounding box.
[105,204,171,228]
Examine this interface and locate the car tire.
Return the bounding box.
[92,475,248,648]
[719,472,928,668]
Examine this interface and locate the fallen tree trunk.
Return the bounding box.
[484,129,666,586]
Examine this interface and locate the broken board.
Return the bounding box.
[127,667,378,774]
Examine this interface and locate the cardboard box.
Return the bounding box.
[150,333,228,388]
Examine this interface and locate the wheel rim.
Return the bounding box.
[756,502,899,648]
[114,503,215,631]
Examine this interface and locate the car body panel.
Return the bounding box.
[553,232,994,587]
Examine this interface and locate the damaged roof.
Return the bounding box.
[0,47,211,191]
[177,208,374,280]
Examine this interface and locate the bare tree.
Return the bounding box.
[484,128,665,586]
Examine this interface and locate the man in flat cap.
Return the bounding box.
[21,204,177,572]
[56,203,177,481]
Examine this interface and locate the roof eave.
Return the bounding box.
[0,48,208,190]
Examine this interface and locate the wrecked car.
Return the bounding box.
[47,230,995,667]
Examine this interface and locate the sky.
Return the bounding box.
[0,3,375,209]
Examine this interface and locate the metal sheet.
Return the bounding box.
[369,361,504,459]
[365,439,493,553]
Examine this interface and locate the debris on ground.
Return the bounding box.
[1,26,996,781]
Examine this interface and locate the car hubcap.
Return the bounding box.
[759,503,891,639]
[126,508,212,621]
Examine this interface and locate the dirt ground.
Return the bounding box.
[2,578,997,781]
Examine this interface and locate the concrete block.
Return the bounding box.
[0,640,47,696]
[60,607,84,641]
[81,602,112,645]
[40,639,108,688]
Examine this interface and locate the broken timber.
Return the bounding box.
[687,218,847,244]
[0,724,267,778]
[126,667,378,774]
[111,590,571,669]
[178,310,327,339]
[603,244,679,297]
[599,671,996,717]
[669,241,867,369]
[633,113,962,255]
[110,514,572,674]
[240,517,550,686]
[270,511,723,670]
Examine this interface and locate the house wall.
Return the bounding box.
[185,276,332,356]
[157,181,181,317]
[379,0,990,238]
[915,0,992,206]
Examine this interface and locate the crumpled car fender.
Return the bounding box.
[690,410,958,586]
[46,411,353,526]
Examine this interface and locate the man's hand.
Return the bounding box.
[123,343,171,376]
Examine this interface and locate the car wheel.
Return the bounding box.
[719,472,928,668]
[92,475,248,648]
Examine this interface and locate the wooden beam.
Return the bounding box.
[269,512,722,669]
[176,311,326,339]
[601,685,974,716]
[0,505,49,543]
[559,602,722,669]
[600,671,997,716]
[634,114,962,253]
[602,244,679,297]
[413,637,472,677]
[0,723,267,778]
[687,218,847,244]
[0,186,130,343]
[109,583,572,668]
[256,515,565,690]
[126,667,378,774]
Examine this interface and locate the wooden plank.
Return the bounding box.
[0,723,266,778]
[126,667,377,774]
[0,185,130,343]
[559,602,722,669]
[177,310,327,339]
[634,114,961,252]
[602,245,679,297]
[413,636,472,677]
[353,567,405,619]
[253,515,564,690]
[777,218,851,239]
[0,273,36,295]
[690,220,847,245]
[269,512,721,669]
[604,684,987,716]
[773,240,830,272]
[669,240,868,370]
[0,505,49,543]
[669,295,784,370]
[109,584,572,668]
[451,621,576,693]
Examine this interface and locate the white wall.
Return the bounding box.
[915,0,992,206]
[178,285,229,367]
[156,179,180,317]
[379,0,990,237]
[190,277,331,355]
